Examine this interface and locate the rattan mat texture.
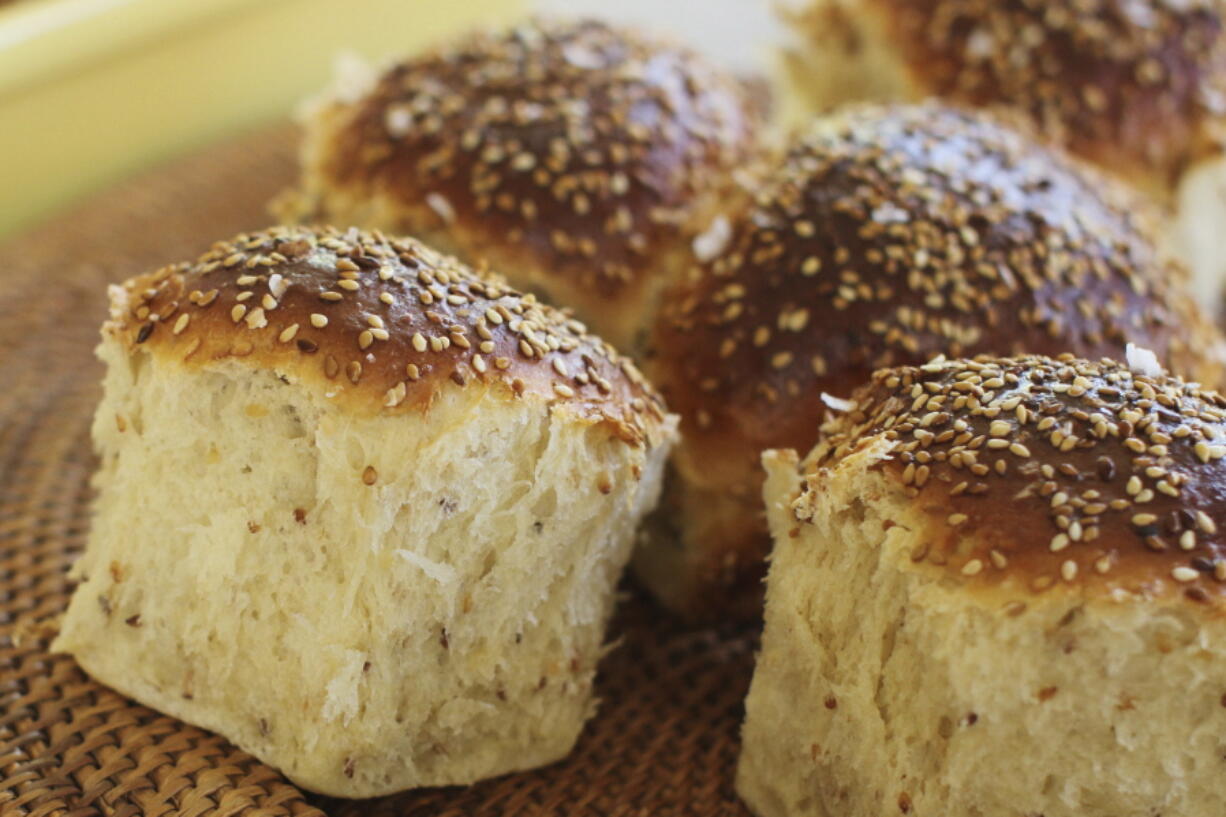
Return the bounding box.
[0,125,757,817]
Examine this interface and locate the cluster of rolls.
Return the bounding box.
[53,6,1226,815]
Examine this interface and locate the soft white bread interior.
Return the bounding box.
[53,225,676,798]
[739,354,1226,817]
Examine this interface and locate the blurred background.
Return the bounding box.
[0,0,783,240]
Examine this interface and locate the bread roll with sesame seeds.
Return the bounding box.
[51,225,676,798]
[638,102,1226,621]
[274,18,764,352]
[739,353,1226,817]
[778,0,1226,312]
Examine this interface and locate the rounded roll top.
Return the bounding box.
[307,17,762,297]
[654,103,1219,464]
[805,353,1226,601]
[104,225,669,446]
[853,0,1226,192]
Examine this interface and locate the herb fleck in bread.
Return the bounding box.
[53,225,676,797]
[740,354,1226,817]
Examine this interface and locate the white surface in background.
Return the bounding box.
[534,0,787,74]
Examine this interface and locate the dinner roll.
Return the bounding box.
[52,225,676,797]
[276,18,764,352]
[638,103,1225,620]
[740,353,1226,817]
[779,0,1226,308]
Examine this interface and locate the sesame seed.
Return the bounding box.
[1172,566,1199,583]
[278,323,299,343]
[384,382,407,407]
[172,313,190,335]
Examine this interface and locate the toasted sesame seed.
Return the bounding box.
[385,382,407,407]
[1172,566,1199,583]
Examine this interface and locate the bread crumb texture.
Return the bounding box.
[738,354,1226,817]
[52,225,677,797]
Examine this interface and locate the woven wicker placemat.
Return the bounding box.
[0,125,756,817]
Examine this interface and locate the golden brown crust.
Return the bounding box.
[298,18,762,302]
[656,103,1219,470]
[844,0,1226,193]
[106,225,669,447]
[647,103,1225,616]
[803,354,1226,603]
